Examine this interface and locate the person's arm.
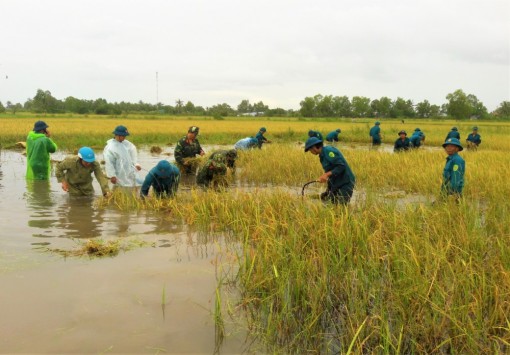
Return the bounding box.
[103,146,117,180]
[46,138,57,153]
[174,141,184,165]
[449,159,465,193]
[140,172,155,197]
[318,152,346,182]
[128,141,141,170]
[92,162,111,196]
[55,158,71,191]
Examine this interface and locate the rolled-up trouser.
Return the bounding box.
[322,184,355,205]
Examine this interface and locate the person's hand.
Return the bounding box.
[318,173,329,183]
[135,163,141,171]
[44,129,51,138]
[110,176,117,184]
[61,181,69,192]
[200,150,205,156]
[103,191,112,198]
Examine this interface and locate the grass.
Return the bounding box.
[2,115,509,352]
[46,237,152,258]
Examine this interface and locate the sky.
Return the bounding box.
[0,0,509,111]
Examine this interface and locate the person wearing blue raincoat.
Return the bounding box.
[326,129,341,143]
[441,138,465,197]
[140,160,180,198]
[234,137,258,150]
[304,137,356,205]
[445,126,460,140]
[369,122,381,145]
[410,128,425,148]
[103,125,142,187]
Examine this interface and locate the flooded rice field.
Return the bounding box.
[0,147,247,354]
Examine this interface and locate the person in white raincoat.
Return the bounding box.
[103,125,142,187]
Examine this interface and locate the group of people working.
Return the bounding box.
[25,119,470,205]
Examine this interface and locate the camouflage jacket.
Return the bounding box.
[56,156,110,196]
[174,137,204,165]
[196,159,227,186]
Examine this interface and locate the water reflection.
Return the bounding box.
[55,196,105,239]
[26,180,57,233]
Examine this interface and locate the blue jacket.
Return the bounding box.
[141,161,180,197]
[466,133,481,145]
[319,146,355,191]
[446,131,461,140]
[326,130,340,142]
[369,126,381,143]
[394,137,411,152]
[441,153,465,195]
[410,132,424,147]
[308,130,324,141]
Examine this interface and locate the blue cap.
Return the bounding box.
[398,130,407,135]
[472,126,478,130]
[336,128,341,133]
[442,137,463,151]
[33,120,49,132]
[304,137,322,152]
[451,126,458,131]
[414,128,421,131]
[78,147,95,163]
[113,125,130,136]
[375,121,380,125]
[260,127,266,132]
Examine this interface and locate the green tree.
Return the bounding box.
[332,96,351,117]
[184,101,195,114]
[253,101,269,114]
[445,89,471,119]
[416,100,432,118]
[32,89,61,113]
[467,94,488,118]
[371,96,392,118]
[315,95,334,117]
[351,96,372,117]
[493,101,510,119]
[208,103,235,117]
[175,99,184,114]
[0,101,5,113]
[299,96,316,117]
[237,99,253,114]
[64,96,90,114]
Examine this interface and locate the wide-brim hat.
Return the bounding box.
[155,160,174,177]
[375,121,380,125]
[442,138,463,151]
[304,137,322,152]
[33,120,49,132]
[260,127,267,132]
[398,130,407,136]
[451,126,458,131]
[472,126,478,131]
[113,125,130,136]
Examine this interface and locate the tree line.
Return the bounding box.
[0,88,509,119]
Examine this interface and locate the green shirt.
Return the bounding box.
[56,156,110,196]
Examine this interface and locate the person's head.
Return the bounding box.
[442,138,463,155]
[33,120,49,133]
[336,128,341,133]
[259,127,267,134]
[398,130,407,138]
[308,130,315,137]
[113,125,130,141]
[451,126,458,131]
[414,128,421,132]
[78,147,95,167]
[155,160,176,178]
[472,126,478,133]
[212,154,226,164]
[304,137,323,155]
[226,149,237,162]
[375,121,380,126]
[187,126,200,140]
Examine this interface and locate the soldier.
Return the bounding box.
[410,128,425,148]
[394,130,411,152]
[103,125,141,187]
[466,126,482,150]
[325,128,341,143]
[26,120,57,180]
[445,126,461,140]
[369,121,382,145]
[196,154,228,188]
[174,126,205,175]
[308,130,324,141]
[441,138,465,198]
[140,160,180,198]
[56,147,110,197]
[210,149,238,170]
[304,137,356,205]
[255,127,271,149]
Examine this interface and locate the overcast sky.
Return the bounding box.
[1,0,508,111]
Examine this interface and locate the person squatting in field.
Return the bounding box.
[56,147,110,197]
[103,125,142,187]
[210,149,238,171]
[234,137,259,150]
[326,129,341,143]
[196,153,228,188]
[26,120,58,180]
[466,126,482,150]
[440,138,465,199]
[140,160,180,198]
[254,127,271,149]
[304,136,356,205]
[174,126,205,175]
[410,128,425,148]
[394,130,411,152]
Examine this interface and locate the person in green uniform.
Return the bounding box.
[410,128,425,148]
[394,130,411,152]
[466,126,482,150]
[304,136,356,205]
[326,129,341,143]
[56,147,110,197]
[26,120,57,180]
[174,126,205,175]
[369,121,381,145]
[308,130,324,141]
[196,154,228,188]
[140,160,180,198]
[255,127,271,149]
[441,138,465,198]
[445,126,461,140]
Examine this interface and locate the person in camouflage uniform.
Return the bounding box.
[210,149,237,170]
[174,126,205,175]
[196,154,228,188]
[56,147,110,197]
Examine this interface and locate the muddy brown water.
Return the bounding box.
[0,147,249,354]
